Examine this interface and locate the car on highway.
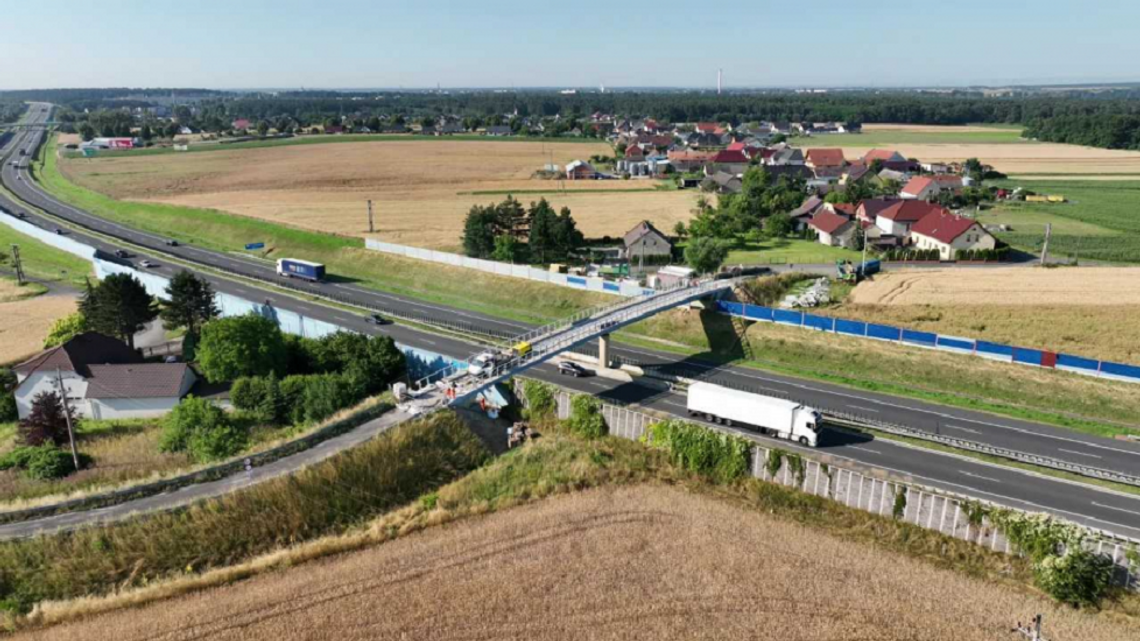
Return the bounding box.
[15,212,25,219]
[53,228,64,235]
[139,259,156,269]
[164,239,179,247]
[114,249,130,259]
[558,361,593,377]
[366,313,391,325]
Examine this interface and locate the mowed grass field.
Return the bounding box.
[981,180,1140,262]
[21,485,1133,641]
[60,139,699,251]
[795,124,1140,177]
[827,267,1140,363]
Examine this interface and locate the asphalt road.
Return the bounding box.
[3,106,1140,540]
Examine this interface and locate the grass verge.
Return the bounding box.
[35,137,609,324]
[14,415,1139,632]
[0,222,93,289]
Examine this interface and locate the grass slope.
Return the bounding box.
[0,223,92,288]
[37,138,608,324]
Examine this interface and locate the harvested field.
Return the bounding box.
[0,288,76,366]
[816,142,1140,176]
[18,485,1130,641]
[849,267,1140,306]
[826,267,1140,362]
[862,124,1020,134]
[60,140,699,251]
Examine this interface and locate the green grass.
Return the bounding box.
[790,126,1027,147]
[68,133,599,158]
[987,180,1140,262]
[0,223,93,288]
[720,237,862,265]
[36,137,609,324]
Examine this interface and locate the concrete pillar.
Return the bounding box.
[598,333,611,368]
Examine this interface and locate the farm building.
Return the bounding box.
[623,220,673,262]
[862,149,912,171]
[909,210,996,260]
[805,148,846,169]
[12,333,197,421]
[565,160,597,180]
[707,149,750,175]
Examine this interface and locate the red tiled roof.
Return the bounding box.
[829,203,856,216]
[711,149,749,164]
[901,176,937,196]
[878,200,947,223]
[857,198,896,220]
[809,210,853,235]
[862,148,904,162]
[806,148,846,167]
[930,174,964,186]
[696,122,719,133]
[625,145,645,158]
[726,141,746,151]
[910,210,981,244]
[668,149,717,161]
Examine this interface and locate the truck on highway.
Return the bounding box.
[686,382,823,447]
[276,258,326,282]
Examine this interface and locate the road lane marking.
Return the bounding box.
[849,405,879,413]
[1058,448,1103,460]
[1092,502,1140,517]
[944,424,981,435]
[960,471,1000,483]
[848,446,883,455]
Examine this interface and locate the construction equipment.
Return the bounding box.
[836,259,880,284]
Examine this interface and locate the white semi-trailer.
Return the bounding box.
[686,382,822,447]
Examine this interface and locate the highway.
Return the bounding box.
[3,104,1140,539]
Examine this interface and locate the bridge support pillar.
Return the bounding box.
[598,333,611,368]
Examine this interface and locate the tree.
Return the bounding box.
[462,204,502,258]
[43,312,87,348]
[673,221,687,239]
[492,234,526,263]
[685,237,731,274]
[160,395,245,462]
[78,122,96,142]
[256,120,270,137]
[161,270,219,336]
[17,391,74,447]
[0,368,17,422]
[196,313,287,383]
[551,206,584,261]
[527,198,559,263]
[79,274,158,348]
[763,213,793,238]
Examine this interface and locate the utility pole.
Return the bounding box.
[10,244,25,285]
[1040,223,1052,265]
[367,200,375,234]
[55,368,80,470]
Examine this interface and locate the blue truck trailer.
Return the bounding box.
[276,258,326,282]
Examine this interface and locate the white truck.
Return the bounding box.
[686,382,823,447]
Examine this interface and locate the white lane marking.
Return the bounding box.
[662,400,687,409]
[944,424,981,435]
[848,446,883,455]
[1058,448,1103,460]
[849,405,879,413]
[421,339,438,346]
[960,471,1001,483]
[613,345,1140,459]
[1091,502,1140,517]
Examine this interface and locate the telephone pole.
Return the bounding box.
[10,244,25,285]
[367,200,375,234]
[54,368,80,470]
[1040,223,1052,265]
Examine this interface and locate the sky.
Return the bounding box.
[4,1,1140,90]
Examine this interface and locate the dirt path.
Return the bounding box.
[19,485,1132,641]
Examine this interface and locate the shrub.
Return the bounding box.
[196,314,288,383]
[645,419,751,484]
[892,488,907,520]
[231,374,285,425]
[0,368,16,423]
[1033,548,1114,607]
[0,445,84,480]
[522,380,557,419]
[565,395,607,440]
[300,373,359,424]
[160,396,245,462]
[17,391,75,447]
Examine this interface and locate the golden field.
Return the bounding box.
[14,485,1131,641]
[0,282,75,366]
[60,140,699,251]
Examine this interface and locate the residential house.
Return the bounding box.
[624,144,647,162]
[855,198,897,225]
[695,122,720,134]
[687,132,727,148]
[766,146,804,166]
[231,118,251,131]
[325,125,346,134]
[12,333,197,421]
[623,221,673,262]
[707,149,750,175]
[766,165,814,181]
[565,160,597,180]
[805,148,846,170]
[862,149,911,172]
[809,210,857,248]
[668,149,717,172]
[840,164,873,186]
[878,168,912,184]
[900,175,963,200]
[701,171,742,194]
[909,210,997,260]
[875,201,947,237]
[485,125,512,136]
[788,195,825,232]
[920,161,952,174]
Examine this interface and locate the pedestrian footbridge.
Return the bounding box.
[402,277,737,409]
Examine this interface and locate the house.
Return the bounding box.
[855,198,897,224]
[878,168,912,184]
[623,221,673,261]
[687,132,726,148]
[921,161,952,174]
[325,125,345,135]
[766,165,814,181]
[625,145,646,162]
[695,122,720,134]
[909,210,996,260]
[840,165,873,186]
[12,333,197,420]
[900,175,963,200]
[862,149,911,171]
[788,195,825,231]
[667,149,717,172]
[231,118,251,131]
[809,210,857,248]
[766,146,804,166]
[805,148,846,169]
[565,160,597,180]
[485,125,512,136]
[700,171,742,194]
[707,149,750,175]
[875,201,947,237]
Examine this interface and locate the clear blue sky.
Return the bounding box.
[4,0,1139,90]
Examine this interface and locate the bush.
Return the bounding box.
[0,368,16,423]
[230,373,285,425]
[0,445,84,480]
[565,395,607,440]
[1034,548,1115,607]
[160,396,245,462]
[522,380,556,419]
[645,419,751,483]
[196,314,288,383]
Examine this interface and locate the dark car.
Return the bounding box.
[558,361,592,377]
[15,212,26,219]
[164,239,179,247]
[53,228,64,235]
[114,249,130,259]
[367,313,391,325]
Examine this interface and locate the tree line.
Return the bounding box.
[462,196,584,264]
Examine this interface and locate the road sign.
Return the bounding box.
[244,242,265,250]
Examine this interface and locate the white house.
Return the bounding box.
[808,210,857,249]
[909,210,997,260]
[875,201,946,238]
[12,333,197,420]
